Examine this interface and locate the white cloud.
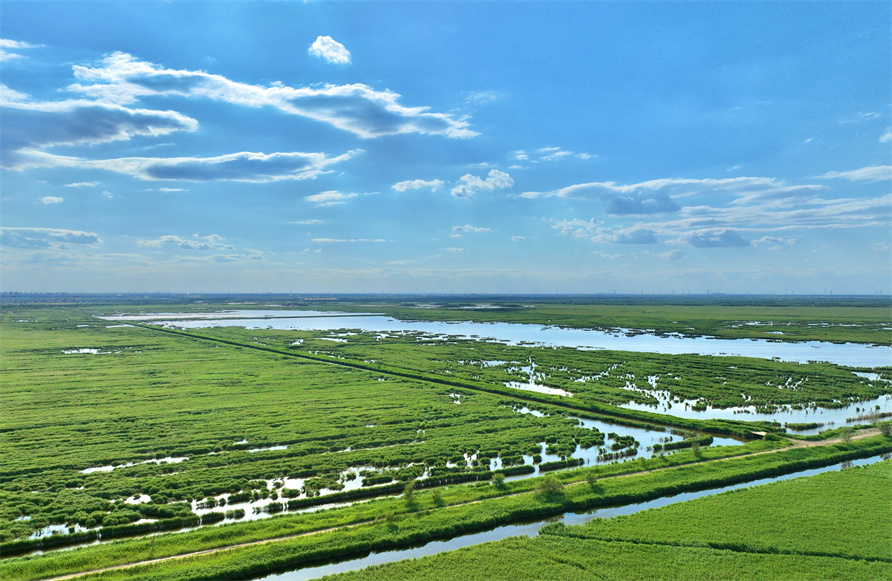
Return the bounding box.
[65,182,98,188]
[881,128,892,144]
[523,176,836,216]
[392,179,444,192]
[38,196,63,204]
[0,84,31,102]
[680,229,751,248]
[840,111,882,124]
[445,247,466,253]
[1,97,199,169]
[552,220,658,245]
[450,169,513,198]
[46,149,360,183]
[0,39,41,61]
[174,253,265,264]
[305,190,362,207]
[312,238,389,243]
[753,236,798,249]
[464,91,501,106]
[137,234,233,251]
[291,219,324,225]
[524,180,679,215]
[513,147,595,164]
[818,165,892,182]
[670,193,891,232]
[309,36,352,65]
[0,227,102,248]
[452,224,493,234]
[659,250,684,260]
[0,39,40,49]
[511,236,525,242]
[67,52,477,139]
[609,227,659,245]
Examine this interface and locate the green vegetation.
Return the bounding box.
[2,436,886,581]
[1,297,889,580]
[180,320,891,412]
[549,460,892,560]
[323,460,892,581]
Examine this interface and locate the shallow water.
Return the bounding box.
[620,390,892,434]
[255,455,889,581]
[80,456,188,474]
[142,310,891,367]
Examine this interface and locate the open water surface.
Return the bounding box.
[107,310,892,368]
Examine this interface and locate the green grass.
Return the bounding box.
[2,437,887,581]
[321,536,890,581]
[322,460,892,581]
[1,299,889,580]
[5,305,756,545]
[553,459,892,560]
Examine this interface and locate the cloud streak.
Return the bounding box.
[18,149,360,182]
[137,234,233,250]
[312,238,389,243]
[68,52,477,139]
[818,165,892,182]
[0,38,41,61]
[304,190,366,207]
[392,179,444,192]
[1,97,198,169]
[680,228,751,248]
[0,227,102,249]
[452,224,492,234]
[522,176,833,216]
[552,220,659,245]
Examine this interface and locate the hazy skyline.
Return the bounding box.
[2,1,890,294]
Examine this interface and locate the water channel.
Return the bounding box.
[103,310,891,368]
[255,455,889,581]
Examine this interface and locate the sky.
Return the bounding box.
[1,1,890,295]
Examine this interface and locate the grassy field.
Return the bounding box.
[1,297,890,580]
[323,460,892,581]
[2,437,887,581]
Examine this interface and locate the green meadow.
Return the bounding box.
[324,460,892,581]
[1,297,890,580]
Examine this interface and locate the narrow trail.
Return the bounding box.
[36,428,885,581]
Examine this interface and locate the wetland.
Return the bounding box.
[1,295,890,580]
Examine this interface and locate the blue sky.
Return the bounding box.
[2,1,890,294]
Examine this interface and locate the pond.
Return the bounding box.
[120,310,891,367]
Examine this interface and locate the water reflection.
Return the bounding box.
[136,310,891,367]
[620,391,892,434]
